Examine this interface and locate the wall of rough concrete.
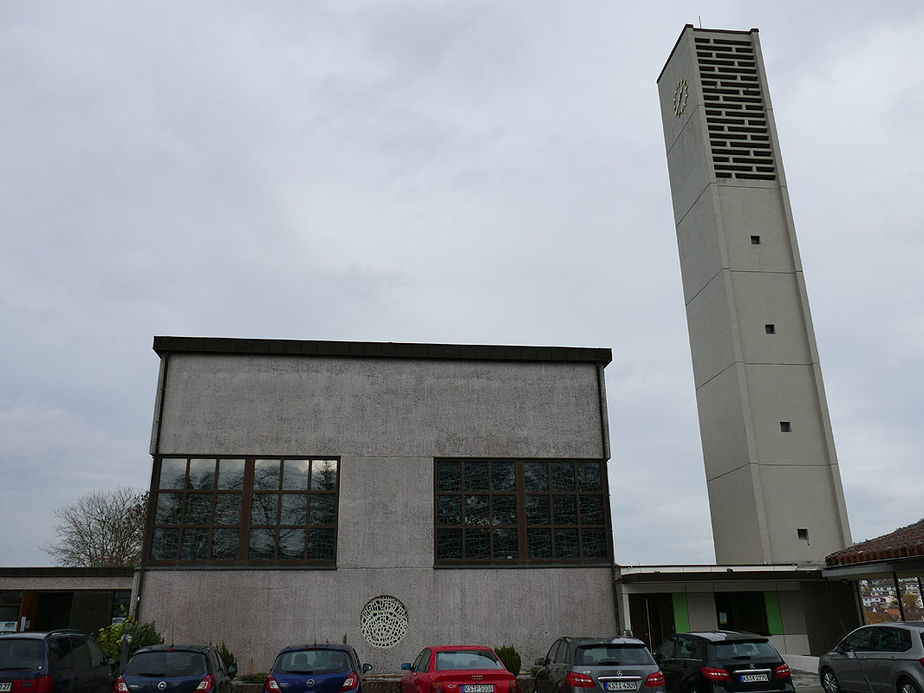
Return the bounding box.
[142,350,614,671]
[139,566,615,674]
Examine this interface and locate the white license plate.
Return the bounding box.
[462,686,494,693]
[606,683,638,691]
[0,683,11,692]
[739,674,769,683]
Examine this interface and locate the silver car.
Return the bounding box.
[819,622,924,693]
[534,636,665,693]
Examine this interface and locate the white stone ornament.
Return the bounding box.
[360,595,409,649]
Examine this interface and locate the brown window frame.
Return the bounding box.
[146,456,340,567]
[434,458,613,567]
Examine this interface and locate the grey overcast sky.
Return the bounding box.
[2,2,923,566]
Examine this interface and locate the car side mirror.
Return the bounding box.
[534,658,547,666]
[401,663,412,670]
[228,665,238,677]
[107,658,116,666]
[363,664,373,673]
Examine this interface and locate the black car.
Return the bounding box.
[653,631,793,693]
[116,645,235,693]
[264,644,371,693]
[0,629,113,693]
[534,636,665,693]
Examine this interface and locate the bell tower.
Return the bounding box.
[657,26,851,564]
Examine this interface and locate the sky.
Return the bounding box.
[2,1,923,567]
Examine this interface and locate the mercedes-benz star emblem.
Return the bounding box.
[749,664,755,669]
[158,683,167,691]
[617,671,623,677]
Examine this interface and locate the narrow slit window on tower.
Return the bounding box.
[797,528,809,541]
[750,235,761,245]
[765,324,776,334]
[780,421,792,433]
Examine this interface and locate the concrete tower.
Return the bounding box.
[657,26,851,564]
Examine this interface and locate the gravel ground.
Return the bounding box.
[792,668,822,693]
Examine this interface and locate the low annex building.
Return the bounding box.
[137,336,616,671]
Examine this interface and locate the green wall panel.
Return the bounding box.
[672,592,690,633]
[764,591,783,635]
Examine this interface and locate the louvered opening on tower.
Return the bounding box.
[695,35,777,181]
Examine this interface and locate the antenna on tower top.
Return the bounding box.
[698,16,702,28]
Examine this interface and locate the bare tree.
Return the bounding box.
[42,488,148,567]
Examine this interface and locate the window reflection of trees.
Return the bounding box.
[150,456,339,564]
[435,459,609,564]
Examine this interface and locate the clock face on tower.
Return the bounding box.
[673,77,688,116]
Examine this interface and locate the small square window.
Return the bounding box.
[797,528,809,541]
[765,324,776,334]
[750,235,761,245]
[780,421,792,432]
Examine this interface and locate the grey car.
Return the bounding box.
[534,636,665,693]
[819,622,924,693]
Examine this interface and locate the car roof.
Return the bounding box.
[571,637,648,647]
[858,622,924,629]
[134,645,212,654]
[429,645,494,652]
[681,631,768,643]
[0,630,85,640]
[279,644,357,654]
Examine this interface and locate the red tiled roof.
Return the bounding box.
[826,518,924,566]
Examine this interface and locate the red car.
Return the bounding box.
[401,646,518,693]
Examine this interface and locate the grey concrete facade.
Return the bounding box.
[657,26,851,564]
[139,338,616,673]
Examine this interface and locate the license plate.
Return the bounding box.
[462,686,494,693]
[606,683,638,691]
[739,674,769,683]
[0,684,11,692]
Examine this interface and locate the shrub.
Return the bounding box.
[97,613,164,670]
[238,673,268,684]
[218,641,237,678]
[495,645,521,675]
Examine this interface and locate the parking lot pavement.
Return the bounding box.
[792,668,822,693]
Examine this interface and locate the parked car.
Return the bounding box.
[653,631,793,693]
[265,644,371,693]
[116,645,235,693]
[400,645,517,693]
[818,621,924,693]
[0,629,112,693]
[534,636,665,693]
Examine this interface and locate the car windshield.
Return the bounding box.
[0,640,44,670]
[124,651,208,677]
[574,645,654,666]
[275,650,351,675]
[711,641,778,660]
[435,651,503,671]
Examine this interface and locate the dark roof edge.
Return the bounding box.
[657,24,759,83]
[153,336,613,365]
[0,567,135,578]
[616,570,821,584]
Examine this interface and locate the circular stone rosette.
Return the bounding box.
[360,595,409,649]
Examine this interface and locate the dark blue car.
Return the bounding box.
[116,645,234,693]
[265,645,372,693]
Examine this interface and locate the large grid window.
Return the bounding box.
[435,459,611,565]
[149,456,339,565]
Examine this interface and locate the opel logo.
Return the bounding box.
[158,683,167,691]
[306,680,315,688]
